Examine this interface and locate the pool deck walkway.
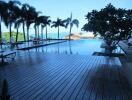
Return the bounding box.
[0,52,132,100]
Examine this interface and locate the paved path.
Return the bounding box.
[0,52,132,100]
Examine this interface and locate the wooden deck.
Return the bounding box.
[0,52,132,100]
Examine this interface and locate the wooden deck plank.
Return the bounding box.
[24,58,82,99]
[48,57,92,100]
[85,57,102,100]
[71,57,101,100]
[11,55,78,99]
[55,56,94,100]
[0,52,132,100]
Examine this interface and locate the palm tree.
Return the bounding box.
[33,11,41,38]
[64,13,79,40]
[14,6,22,42]
[0,1,8,39]
[20,4,37,41]
[51,18,65,39]
[35,16,42,38]
[7,0,21,42]
[20,4,28,41]
[44,17,51,39]
[39,16,51,39]
[26,6,37,41]
[15,20,21,42]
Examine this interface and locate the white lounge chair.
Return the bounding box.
[0,50,16,64]
[0,38,9,49]
[10,37,23,48]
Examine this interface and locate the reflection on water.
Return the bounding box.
[30,39,123,55]
[30,39,102,55]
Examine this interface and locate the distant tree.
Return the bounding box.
[82,3,132,47]
[51,18,65,39]
[64,13,79,40]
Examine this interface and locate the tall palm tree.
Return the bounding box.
[7,0,21,42]
[39,16,51,39]
[20,4,29,41]
[0,1,8,39]
[44,17,51,39]
[26,6,37,41]
[20,4,37,41]
[51,18,65,39]
[35,16,42,38]
[33,11,41,38]
[14,6,22,42]
[64,13,79,40]
[14,20,21,42]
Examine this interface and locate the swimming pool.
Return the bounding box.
[31,39,122,55]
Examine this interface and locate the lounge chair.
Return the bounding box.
[0,38,9,49]
[32,38,43,44]
[10,37,23,48]
[0,50,16,64]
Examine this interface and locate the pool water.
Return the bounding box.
[31,39,123,55]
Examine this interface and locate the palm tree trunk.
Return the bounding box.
[16,26,19,42]
[0,16,2,39]
[41,26,43,39]
[9,23,12,42]
[38,26,39,38]
[69,26,72,40]
[46,25,48,39]
[58,26,59,39]
[23,22,26,41]
[34,25,37,38]
[27,27,29,42]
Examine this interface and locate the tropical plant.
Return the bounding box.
[33,11,41,38]
[0,1,8,38]
[15,20,21,42]
[39,16,51,39]
[6,0,21,42]
[20,4,28,41]
[51,18,65,39]
[17,4,37,41]
[35,15,46,38]
[0,0,51,42]
[26,6,37,41]
[82,3,132,53]
[13,5,22,42]
[64,13,79,40]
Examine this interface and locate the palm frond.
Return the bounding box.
[72,19,79,28]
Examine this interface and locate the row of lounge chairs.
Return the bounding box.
[0,37,48,64]
[0,37,24,49]
[30,37,44,44]
[0,37,22,64]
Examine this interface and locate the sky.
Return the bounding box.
[3,0,132,34]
